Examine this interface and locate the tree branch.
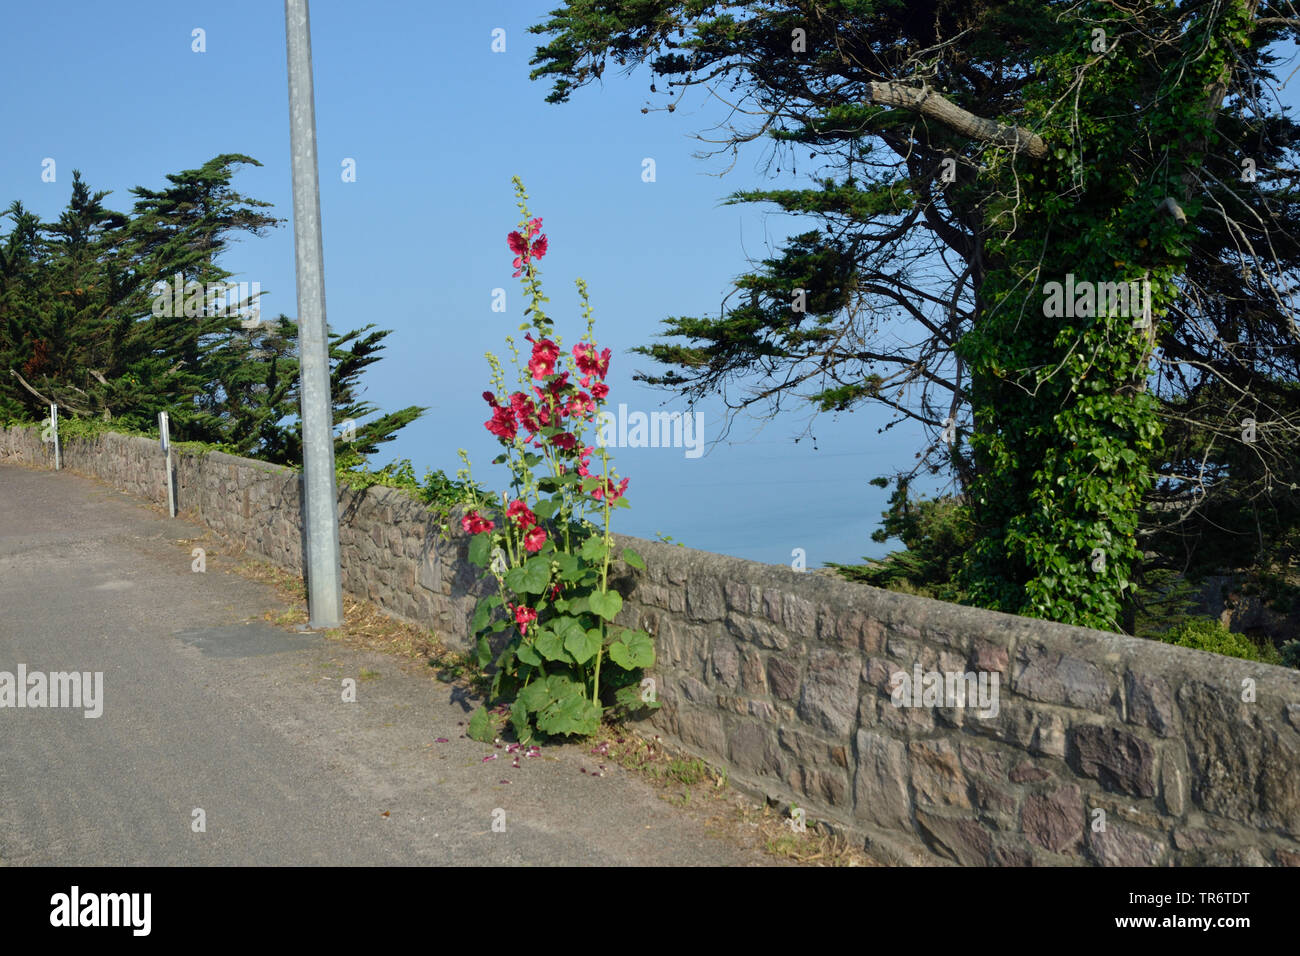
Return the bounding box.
[867,81,1047,158]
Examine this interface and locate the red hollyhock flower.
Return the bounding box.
[565,392,595,419]
[461,510,495,535]
[577,446,594,478]
[590,382,609,401]
[508,218,549,278]
[526,335,560,378]
[573,343,611,385]
[523,525,547,552]
[513,604,538,635]
[485,405,516,441]
[510,392,545,435]
[551,431,577,451]
[592,477,630,502]
[506,499,536,527]
[542,372,572,403]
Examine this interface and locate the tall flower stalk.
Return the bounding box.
[459,178,656,744]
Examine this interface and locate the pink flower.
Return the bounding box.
[485,405,516,441]
[565,392,595,419]
[510,392,543,435]
[514,605,538,635]
[592,477,629,502]
[461,510,495,535]
[527,335,560,378]
[573,343,611,383]
[523,525,547,552]
[590,382,609,401]
[508,219,549,278]
[506,499,536,527]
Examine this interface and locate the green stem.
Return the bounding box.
[592,448,613,706]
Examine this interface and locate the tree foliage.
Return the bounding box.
[0,155,423,466]
[528,0,1300,631]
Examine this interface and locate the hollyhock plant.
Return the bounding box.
[457,176,656,746]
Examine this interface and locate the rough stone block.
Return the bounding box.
[1068,724,1156,797]
[1022,784,1084,854]
[908,739,970,809]
[1014,647,1112,710]
[853,730,912,831]
[797,648,860,737]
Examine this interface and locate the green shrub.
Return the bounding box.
[1158,618,1277,663]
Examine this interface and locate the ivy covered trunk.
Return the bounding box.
[957,0,1255,630]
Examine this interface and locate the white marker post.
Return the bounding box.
[50,403,60,470]
[159,411,176,517]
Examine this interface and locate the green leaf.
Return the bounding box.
[536,687,602,737]
[533,498,558,520]
[621,547,645,569]
[553,551,580,580]
[608,629,654,669]
[510,698,535,745]
[614,683,659,710]
[517,641,542,666]
[476,634,493,669]
[467,705,494,743]
[472,594,502,632]
[468,533,492,568]
[518,679,552,712]
[520,556,552,594]
[588,589,623,622]
[561,619,602,664]
[506,557,550,595]
[580,535,609,562]
[534,627,570,662]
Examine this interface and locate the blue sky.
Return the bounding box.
[6,2,1289,568]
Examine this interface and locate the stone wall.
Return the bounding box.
[4,423,1299,866]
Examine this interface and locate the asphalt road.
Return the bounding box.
[0,463,774,866]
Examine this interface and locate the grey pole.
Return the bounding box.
[285,0,343,628]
